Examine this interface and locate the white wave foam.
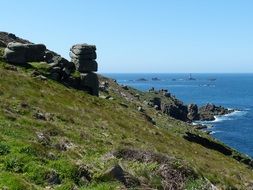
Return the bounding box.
[210,131,222,135]
[209,110,247,123]
[198,110,248,125]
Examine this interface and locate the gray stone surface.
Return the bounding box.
[3,48,26,63]
[80,73,99,96]
[4,42,46,63]
[73,59,98,72]
[71,44,96,51]
[69,51,97,60]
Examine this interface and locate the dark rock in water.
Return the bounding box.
[198,103,233,121]
[187,104,199,121]
[102,164,140,188]
[152,77,160,81]
[136,78,148,82]
[80,73,99,96]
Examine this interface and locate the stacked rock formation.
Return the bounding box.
[70,44,99,96]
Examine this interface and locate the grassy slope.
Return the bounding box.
[0,50,253,189]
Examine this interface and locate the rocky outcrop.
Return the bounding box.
[101,164,140,188]
[1,32,100,96]
[184,132,233,156]
[198,103,233,121]
[184,132,253,168]
[3,42,46,64]
[146,90,234,123]
[161,100,188,122]
[70,44,97,72]
[70,44,99,96]
[0,32,31,47]
[187,104,199,121]
[49,56,75,81]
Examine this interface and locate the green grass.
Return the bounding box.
[0,58,253,189]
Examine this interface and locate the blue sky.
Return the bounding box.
[1,0,253,73]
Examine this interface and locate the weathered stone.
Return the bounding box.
[80,73,99,96]
[0,40,6,47]
[184,132,233,156]
[3,42,46,63]
[102,164,140,188]
[34,112,47,120]
[74,165,92,186]
[198,103,234,121]
[7,33,17,40]
[36,132,51,146]
[73,59,98,72]
[71,44,96,51]
[52,56,74,69]
[187,104,199,121]
[44,51,54,63]
[46,170,61,185]
[3,48,26,63]
[55,139,73,151]
[162,103,188,122]
[25,44,46,61]
[69,51,97,60]
[151,97,161,110]
[7,42,26,51]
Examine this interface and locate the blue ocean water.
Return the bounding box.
[103,73,253,157]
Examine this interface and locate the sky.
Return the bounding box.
[1,0,253,73]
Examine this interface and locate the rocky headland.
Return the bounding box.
[0,32,252,190]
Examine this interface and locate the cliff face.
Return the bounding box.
[0,33,253,189]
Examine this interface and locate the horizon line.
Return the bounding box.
[100,72,253,74]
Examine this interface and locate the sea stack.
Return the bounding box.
[70,44,99,96]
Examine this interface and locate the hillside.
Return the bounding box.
[0,36,253,189]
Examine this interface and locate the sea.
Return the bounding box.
[103,73,253,158]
